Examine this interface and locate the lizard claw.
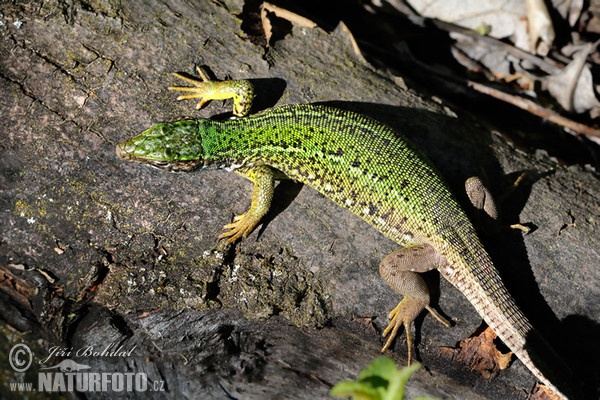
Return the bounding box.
[218,213,260,244]
[169,67,213,110]
[381,299,419,364]
[381,299,450,365]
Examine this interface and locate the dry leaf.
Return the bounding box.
[260,4,273,45]
[406,0,552,54]
[544,43,600,114]
[445,325,513,379]
[526,0,555,55]
[262,3,317,28]
[404,0,556,84]
[259,3,317,47]
[554,0,585,28]
[352,316,380,336]
[0,266,39,308]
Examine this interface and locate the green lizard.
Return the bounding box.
[116,69,570,399]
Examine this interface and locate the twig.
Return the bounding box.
[468,81,600,139]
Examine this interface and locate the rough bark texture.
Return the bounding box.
[0,1,598,399]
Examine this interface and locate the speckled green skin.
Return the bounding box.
[117,103,567,398]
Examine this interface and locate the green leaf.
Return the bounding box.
[330,357,439,400]
[358,356,398,382]
[329,381,382,400]
[384,362,421,400]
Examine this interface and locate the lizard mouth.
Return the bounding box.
[147,159,203,172]
[116,144,202,172]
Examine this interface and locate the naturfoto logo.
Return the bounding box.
[8,343,164,394]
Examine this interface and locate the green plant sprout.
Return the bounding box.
[330,356,439,400]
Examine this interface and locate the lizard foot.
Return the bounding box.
[169,67,214,110]
[168,67,254,117]
[218,213,260,244]
[381,299,450,364]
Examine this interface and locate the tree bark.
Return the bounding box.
[1,1,597,399]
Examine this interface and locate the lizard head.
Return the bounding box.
[116,120,206,171]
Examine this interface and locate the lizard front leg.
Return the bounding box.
[169,66,254,117]
[219,164,288,243]
[379,243,451,363]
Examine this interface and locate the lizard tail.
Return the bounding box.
[450,258,572,399]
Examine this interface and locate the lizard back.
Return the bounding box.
[209,104,462,248]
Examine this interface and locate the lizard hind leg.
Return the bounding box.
[379,244,451,363]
